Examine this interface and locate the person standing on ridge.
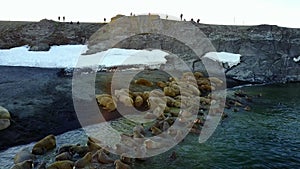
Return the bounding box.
[180,14,183,21]
[63,16,65,22]
[58,16,60,21]
[104,18,106,22]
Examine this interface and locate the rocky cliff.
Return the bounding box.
[198,24,300,84]
[0,18,299,84]
[0,19,104,50]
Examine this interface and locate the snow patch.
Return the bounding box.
[203,52,241,68]
[0,45,169,68]
[293,56,300,62]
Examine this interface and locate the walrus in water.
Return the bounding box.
[14,148,35,164]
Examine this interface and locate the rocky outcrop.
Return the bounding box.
[1,17,299,84]
[87,16,300,84]
[196,24,300,84]
[0,19,104,50]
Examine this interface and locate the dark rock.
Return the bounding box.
[0,19,105,50]
[29,43,50,51]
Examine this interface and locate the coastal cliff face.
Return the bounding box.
[0,19,104,50]
[198,24,300,84]
[0,18,299,84]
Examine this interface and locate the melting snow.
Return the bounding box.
[203,52,241,68]
[0,45,244,69]
[0,45,168,68]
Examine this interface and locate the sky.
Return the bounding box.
[1,0,300,28]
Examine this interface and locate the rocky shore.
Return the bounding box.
[0,66,80,150]
[0,16,299,166]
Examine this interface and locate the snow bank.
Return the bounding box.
[203,52,241,68]
[0,45,168,68]
[77,48,168,68]
[0,45,87,68]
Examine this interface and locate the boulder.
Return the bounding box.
[29,43,50,51]
[0,106,11,131]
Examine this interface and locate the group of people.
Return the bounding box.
[180,14,201,23]
[57,16,65,22]
[57,16,81,24]
[102,13,201,23]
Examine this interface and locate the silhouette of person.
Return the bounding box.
[58,16,60,21]
[197,19,200,23]
[63,16,65,22]
[180,14,183,21]
[104,18,106,22]
[191,18,194,22]
[130,12,133,16]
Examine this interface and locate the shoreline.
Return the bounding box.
[0,65,298,151]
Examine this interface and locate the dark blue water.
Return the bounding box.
[134,83,300,168]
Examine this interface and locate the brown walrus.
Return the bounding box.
[46,160,74,169]
[32,135,56,155]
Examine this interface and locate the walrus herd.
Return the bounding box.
[10,71,255,169]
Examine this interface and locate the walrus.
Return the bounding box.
[93,149,114,164]
[208,77,223,85]
[178,82,200,96]
[156,81,167,88]
[69,145,89,157]
[11,160,33,169]
[96,94,116,112]
[87,139,102,153]
[74,152,92,168]
[115,144,131,155]
[133,130,145,139]
[120,153,132,164]
[133,124,145,135]
[14,148,35,164]
[56,144,74,154]
[134,95,144,108]
[150,126,162,136]
[55,152,73,161]
[141,91,150,101]
[194,72,204,79]
[144,139,166,149]
[134,78,153,87]
[46,160,74,169]
[32,134,56,155]
[163,86,177,97]
[114,159,131,169]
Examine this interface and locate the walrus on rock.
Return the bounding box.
[32,134,56,155]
